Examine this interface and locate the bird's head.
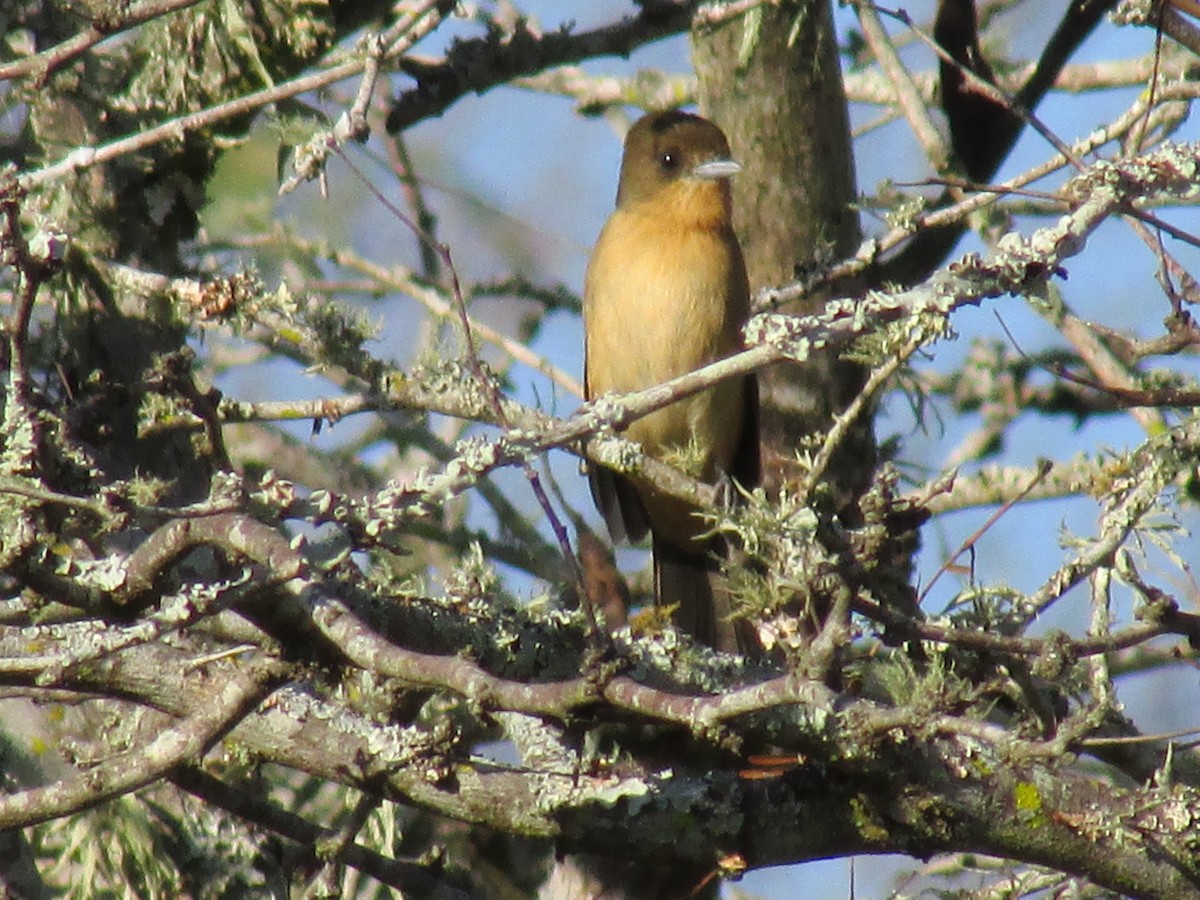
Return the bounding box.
[615,110,739,225]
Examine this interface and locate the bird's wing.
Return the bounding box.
[731,373,761,491]
[588,464,650,545]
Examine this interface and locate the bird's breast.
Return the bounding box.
[585,208,746,391]
[583,204,749,470]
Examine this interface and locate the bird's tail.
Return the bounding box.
[653,535,749,654]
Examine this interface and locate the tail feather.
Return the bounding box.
[653,535,745,654]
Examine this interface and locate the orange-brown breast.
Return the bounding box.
[583,178,749,547]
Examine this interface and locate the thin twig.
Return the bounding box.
[0,0,204,84]
[919,460,1053,603]
[854,1,949,171]
[20,1,446,189]
[801,336,920,501]
[330,148,596,636]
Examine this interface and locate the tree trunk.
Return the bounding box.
[693,1,870,505]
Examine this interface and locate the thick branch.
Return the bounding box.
[0,656,282,829]
[384,3,698,133]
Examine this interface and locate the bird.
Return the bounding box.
[583,109,759,653]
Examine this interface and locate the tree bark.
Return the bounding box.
[692,0,870,505]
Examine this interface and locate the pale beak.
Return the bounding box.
[691,159,741,180]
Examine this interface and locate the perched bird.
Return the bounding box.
[583,109,759,652]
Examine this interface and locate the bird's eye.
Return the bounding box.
[659,150,681,173]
